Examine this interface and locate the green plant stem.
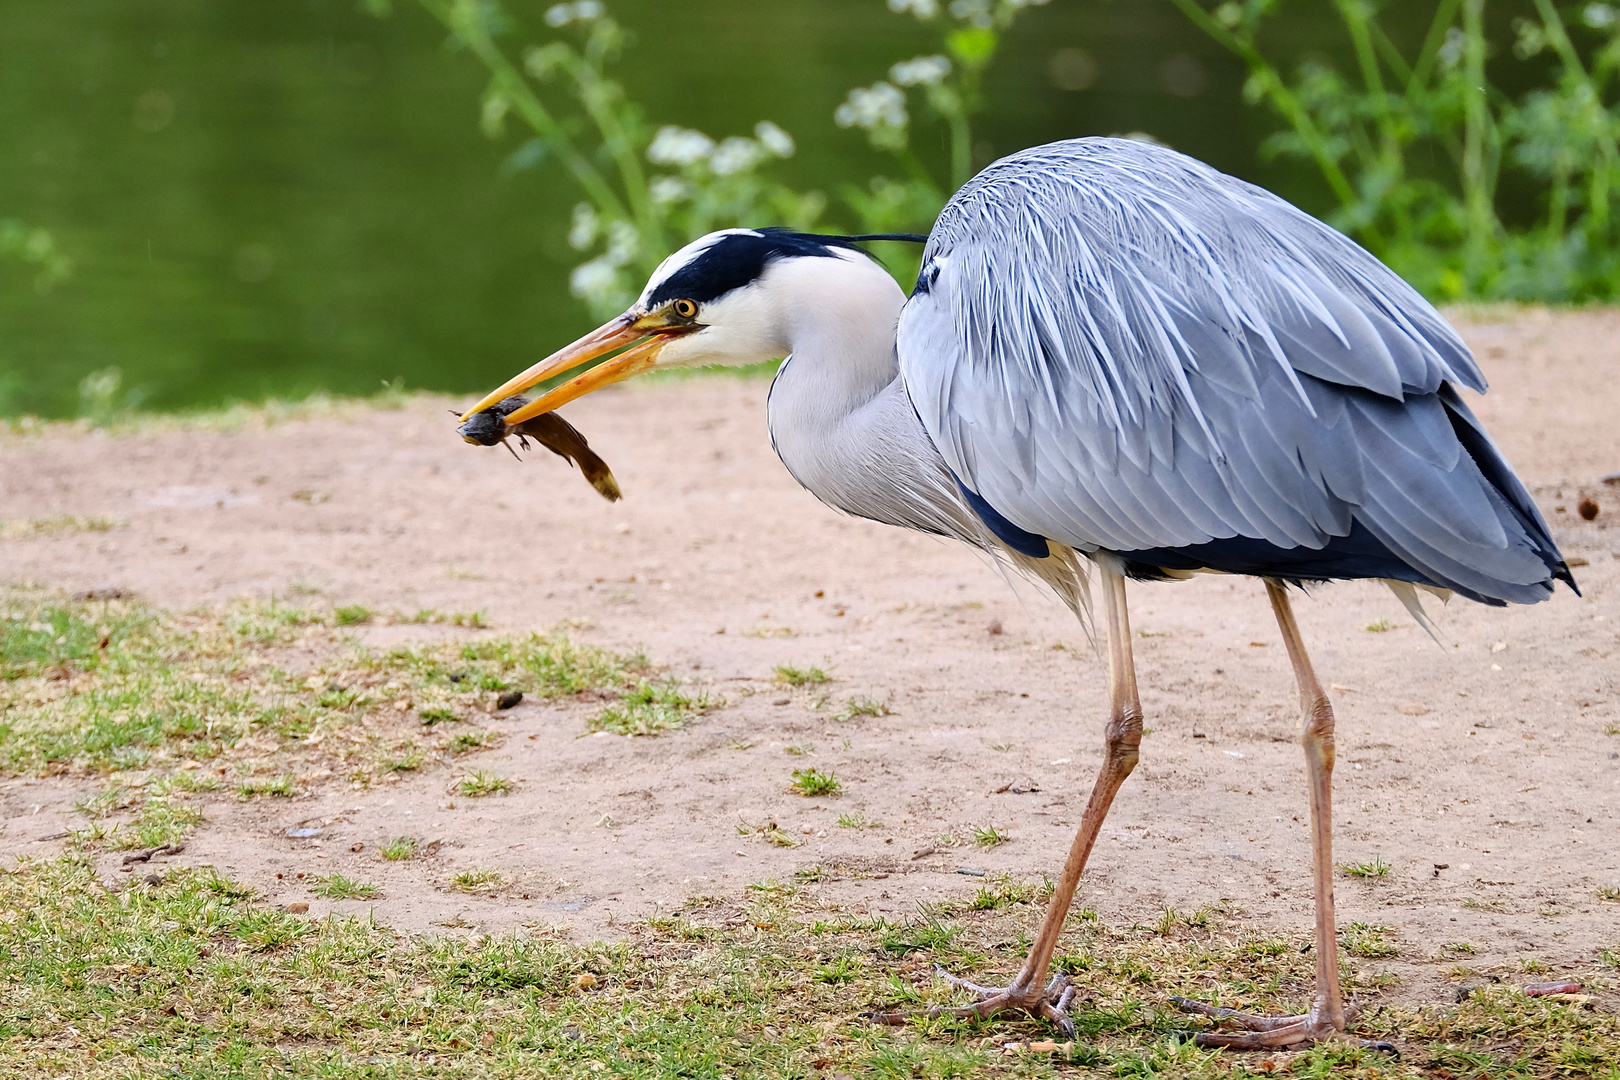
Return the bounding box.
[1406,0,1465,97]
[948,110,972,191]
[1460,0,1497,285]
[414,0,629,223]
[1168,0,1365,225]
[1529,0,1617,230]
[568,50,659,253]
[1335,0,1405,219]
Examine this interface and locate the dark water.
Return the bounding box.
[0,0,1487,416]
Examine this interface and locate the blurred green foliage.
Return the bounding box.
[404,0,1620,308]
[0,219,69,415]
[0,219,70,294]
[385,0,1050,315]
[1175,0,1620,301]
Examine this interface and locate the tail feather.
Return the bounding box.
[1438,384,1577,596]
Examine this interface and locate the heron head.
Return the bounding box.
[459,228,898,427]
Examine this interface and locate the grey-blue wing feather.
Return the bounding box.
[898,138,1568,605]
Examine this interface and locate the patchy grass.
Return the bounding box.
[789,768,841,797]
[311,874,382,901]
[0,515,122,539]
[0,589,713,852]
[739,821,798,848]
[973,823,1009,849]
[773,664,829,687]
[1341,856,1393,880]
[457,770,512,798]
[1342,921,1399,959]
[0,590,639,781]
[236,775,298,800]
[380,746,426,772]
[835,696,890,721]
[378,837,419,862]
[836,812,876,830]
[0,856,1616,1078]
[405,608,488,627]
[589,679,708,736]
[1364,618,1395,633]
[448,729,496,753]
[449,867,504,893]
[967,874,1048,912]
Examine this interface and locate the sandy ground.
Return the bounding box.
[2,307,1617,1001]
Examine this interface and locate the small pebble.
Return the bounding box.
[142,873,162,886]
[287,902,310,915]
[496,690,523,710]
[1578,497,1600,521]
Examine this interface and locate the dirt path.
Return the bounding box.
[3,307,1617,999]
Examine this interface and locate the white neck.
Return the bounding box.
[762,254,973,539]
[767,252,906,423]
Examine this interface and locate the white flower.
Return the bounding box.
[604,219,639,261]
[570,256,620,303]
[835,82,908,131]
[754,121,796,158]
[570,219,640,306]
[646,125,716,166]
[1438,26,1467,68]
[649,176,688,204]
[710,137,764,176]
[887,0,938,18]
[949,0,990,22]
[1586,3,1617,28]
[545,1,603,27]
[568,203,598,251]
[889,55,950,87]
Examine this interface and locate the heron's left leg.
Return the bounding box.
[1173,581,1392,1052]
[867,562,1143,1037]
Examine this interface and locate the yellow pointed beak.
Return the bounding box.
[459,312,694,427]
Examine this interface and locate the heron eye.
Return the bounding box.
[671,298,698,319]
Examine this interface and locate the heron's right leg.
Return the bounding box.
[867,562,1143,1037]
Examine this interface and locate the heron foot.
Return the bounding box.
[864,967,1078,1039]
[1169,997,1395,1053]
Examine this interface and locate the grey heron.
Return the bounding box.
[460,137,1575,1049]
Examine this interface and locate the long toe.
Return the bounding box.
[1170,998,1394,1053]
[866,968,1077,1037]
[1171,1001,1311,1033]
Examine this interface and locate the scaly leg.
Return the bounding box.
[1173,580,1392,1052]
[869,561,1143,1037]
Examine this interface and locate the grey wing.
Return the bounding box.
[898,137,1568,605]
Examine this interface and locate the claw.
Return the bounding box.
[1169,996,1393,1053]
[867,968,1079,1037]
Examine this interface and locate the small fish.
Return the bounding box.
[457,395,621,502]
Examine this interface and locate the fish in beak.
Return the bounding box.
[458,395,622,502]
[458,309,696,427]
